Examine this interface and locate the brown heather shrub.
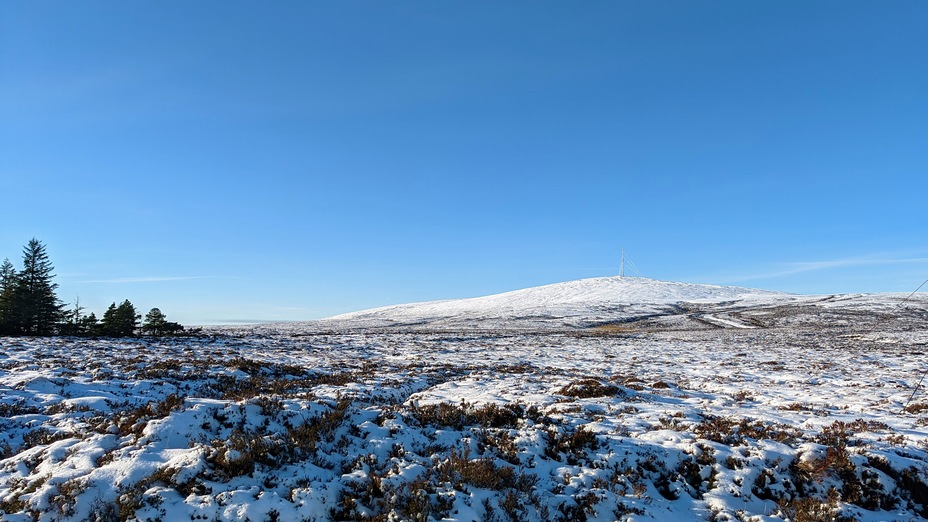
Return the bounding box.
[557,379,619,399]
[790,446,855,489]
[814,419,888,450]
[209,430,284,478]
[21,428,73,450]
[776,488,855,522]
[0,400,41,417]
[545,425,599,461]
[817,421,854,448]
[884,433,906,447]
[225,357,306,377]
[867,456,928,516]
[115,394,185,436]
[387,478,446,522]
[494,363,537,374]
[333,466,457,521]
[411,401,522,430]
[208,371,358,400]
[49,478,88,519]
[0,496,27,516]
[436,449,516,490]
[284,397,351,458]
[434,448,537,493]
[476,429,520,464]
[694,415,800,446]
[206,397,351,479]
[751,468,778,501]
[676,456,716,498]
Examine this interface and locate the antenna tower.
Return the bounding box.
[620,246,625,277]
[618,246,642,277]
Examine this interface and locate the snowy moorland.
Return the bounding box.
[1,277,928,521]
[320,277,794,330]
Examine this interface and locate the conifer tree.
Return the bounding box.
[142,307,167,335]
[0,258,17,334]
[101,302,119,335]
[101,300,140,337]
[141,307,184,336]
[81,312,99,336]
[0,258,14,290]
[11,239,63,335]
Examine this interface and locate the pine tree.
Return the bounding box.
[0,258,15,290]
[101,302,118,336]
[116,300,140,335]
[81,312,99,336]
[0,258,17,334]
[141,307,184,336]
[11,239,63,335]
[142,307,167,335]
[101,300,140,337]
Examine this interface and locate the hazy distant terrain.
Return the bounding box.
[2,278,927,521]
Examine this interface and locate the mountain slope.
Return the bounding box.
[319,276,793,330]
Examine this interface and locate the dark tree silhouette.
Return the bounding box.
[142,307,167,335]
[1,239,185,338]
[101,300,140,337]
[9,239,63,335]
[81,312,99,336]
[142,307,184,336]
[0,258,17,334]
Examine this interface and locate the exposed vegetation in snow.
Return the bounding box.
[1,278,927,521]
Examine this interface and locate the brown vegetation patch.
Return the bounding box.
[558,379,619,399]
[410,401,527,430]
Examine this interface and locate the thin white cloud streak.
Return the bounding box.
[80,276,210,284]
[721,256,928,283]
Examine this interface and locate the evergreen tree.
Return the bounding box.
[81,312,99,336]
[117,300,140,335]
[142,307,167,335]
[101,300,140,337]
[0,258,15,291]
[141,307,184,336]
[0,258,17,334]
[101,303,118,335]
[11,239,63,335]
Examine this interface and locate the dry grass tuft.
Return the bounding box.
[558,379,619,398]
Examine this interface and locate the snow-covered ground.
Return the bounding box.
[319,276,795,330]
[1,277,928,521]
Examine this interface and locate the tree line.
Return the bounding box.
[0,238,184,337]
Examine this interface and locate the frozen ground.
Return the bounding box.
[1,278,928,521]
[320,277,794,331]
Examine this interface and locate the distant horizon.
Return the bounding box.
[192,273,926,326]
[3,238,928,326]
[3,2,926,325]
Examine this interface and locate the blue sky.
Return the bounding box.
[2,2,926,324]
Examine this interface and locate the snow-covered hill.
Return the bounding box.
[320,276,794,330]
[3,303,928,521]
[2,281,927,521]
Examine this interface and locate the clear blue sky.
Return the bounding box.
[2,2,926,324]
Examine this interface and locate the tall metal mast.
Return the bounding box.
[620,246,625,277]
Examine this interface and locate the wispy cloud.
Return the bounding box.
[80,276,209,284]
[720,254,928,283]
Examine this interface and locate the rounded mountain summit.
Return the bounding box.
[319,277,795,331]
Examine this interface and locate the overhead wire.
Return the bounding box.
[898,275,928,413]
[897,276,928,308]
